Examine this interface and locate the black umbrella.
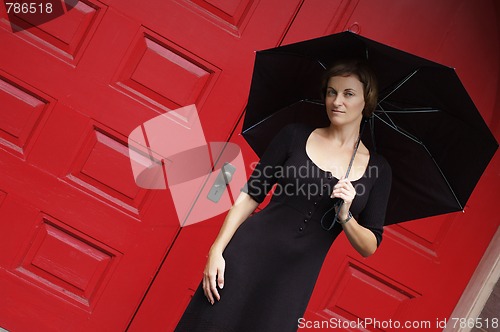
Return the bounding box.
[242,31,498,225]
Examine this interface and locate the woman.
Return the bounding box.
[175,59,392,332]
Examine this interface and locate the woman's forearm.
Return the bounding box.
[340,217,378,257]
[209,192,259,255]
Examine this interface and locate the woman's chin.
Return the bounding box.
[328,115,362,127]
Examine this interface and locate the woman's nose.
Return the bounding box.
[333,95,343,106]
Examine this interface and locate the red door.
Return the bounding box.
[0,0,303,331]
[1,0,498,331]
[131,0,500,331]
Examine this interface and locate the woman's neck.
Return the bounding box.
[325,120,362,149]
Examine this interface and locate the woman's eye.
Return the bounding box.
[345,92,354,97]
[327,90,336,96]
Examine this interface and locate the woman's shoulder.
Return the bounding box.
[368,150,392,178]
[277,122,316,141]
[281,122,316,133]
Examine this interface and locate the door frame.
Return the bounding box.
[445,227,500,332]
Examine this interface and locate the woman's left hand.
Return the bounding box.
[331,178,356,217]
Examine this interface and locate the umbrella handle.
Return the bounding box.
[320,198,344,231]
[320,118,368,231]
[344,118,368,178]
[322,133,358,231]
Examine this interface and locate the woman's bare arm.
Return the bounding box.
[340,218,378,257]
[332,178,378,257]
[203,192,259,304]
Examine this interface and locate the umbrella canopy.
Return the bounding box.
[242,31,498,225]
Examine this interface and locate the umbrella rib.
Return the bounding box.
[379,69,420,103]
[301,99,324,106]
[374,113,420,144]
[375,108,441,114]
[376,104,400,132]
[317,59,327,69]
[374,114,464,211]
[242,99,323,133]
[421,144,464,210]
[243,111,277,133]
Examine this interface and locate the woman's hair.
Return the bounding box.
[321,59,378,117]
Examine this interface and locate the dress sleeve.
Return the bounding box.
[358,155,392,246]
[241,124,296,203]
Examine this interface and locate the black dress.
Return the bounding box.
[175,123,392,332]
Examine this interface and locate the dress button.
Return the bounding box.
[304,219,308,223]
[314,202,318,206]
[327,173,332,179]
[299,226,304,231]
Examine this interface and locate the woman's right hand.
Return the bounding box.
[200,192,258,305]
[202,249,225,305]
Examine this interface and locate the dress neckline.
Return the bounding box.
[304,127,371,183]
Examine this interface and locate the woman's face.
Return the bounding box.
[325,75,365,126]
